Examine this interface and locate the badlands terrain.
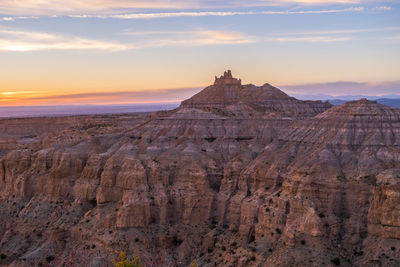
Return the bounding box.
[0,71,399,266]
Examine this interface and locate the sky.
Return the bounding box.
[0,0,399,106]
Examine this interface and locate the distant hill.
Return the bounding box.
[329,98,400,108]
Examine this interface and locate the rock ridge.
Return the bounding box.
[181,70,332,117]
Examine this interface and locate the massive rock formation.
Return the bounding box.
[0,72,399,267]
[182,70,331,117]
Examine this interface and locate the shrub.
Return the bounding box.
[190,259,198,267]
[114,251,144,267]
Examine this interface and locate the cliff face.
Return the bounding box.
[0,73,399,267]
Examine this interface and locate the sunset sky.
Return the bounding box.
[1,0,399,106]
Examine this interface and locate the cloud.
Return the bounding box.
[0,17,14,21]
[6,22,395,53]
[280,80,400,98]
[0,16,38,22]
[2,22,397,53]
[261,26,400,43]
[69,7,365,20]
[373,6,392,11]
[123,29,254,47]
[0,28,132,51]
[0,1,190,16]
[387,35,400,42]
[268,36,351,42]
[283,26,400,36]
[122,28,351,47]
[126,28,353,47]
[0,0,383,16]
[0,25,358,53]
[0,27,253,52]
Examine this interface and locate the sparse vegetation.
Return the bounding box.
[114,251,144,267]
[190,259,198,267]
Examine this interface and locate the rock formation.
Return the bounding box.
[181,70,331,117]
[0,72,399,266]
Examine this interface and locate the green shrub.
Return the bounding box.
[114,251,144,267]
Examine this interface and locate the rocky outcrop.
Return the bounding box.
[181,70,331,117]
[0,74,399,266]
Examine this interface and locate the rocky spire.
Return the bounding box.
[214,70,241,85]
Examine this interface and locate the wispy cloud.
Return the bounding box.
[0,1,189,16]
[373,6,392,11]
[1,25,360,53]
[0,0,379,16]
[69,7,365,20]
[264,26,400,43]
[0,28,131,51]
[0,27,254,52]
[124,28,355,45]
[123,29,255,47]
[268,36,351,42]
[281,80,400,97]
[284,26,400,36]
[0,17,14,21]
[387,35,400,42]
[0,16,38,22]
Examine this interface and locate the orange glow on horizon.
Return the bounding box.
[0,88,196,106]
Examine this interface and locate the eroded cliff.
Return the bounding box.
[0,73,398,266]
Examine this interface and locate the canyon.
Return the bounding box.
[0,71,399,266]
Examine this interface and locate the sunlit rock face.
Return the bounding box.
[0,72,399,267]
[181,70,331,117]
